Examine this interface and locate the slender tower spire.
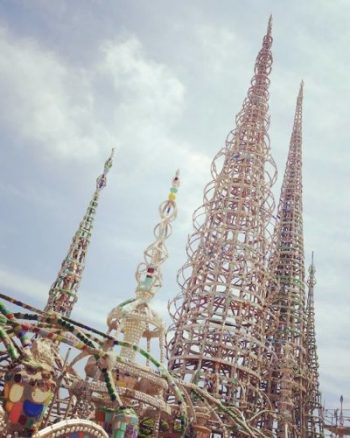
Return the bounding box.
[167,18,277,425]
[268,82,307,436]
[305,253,324,437]
[107,171,180,362]
[45,150,114,317]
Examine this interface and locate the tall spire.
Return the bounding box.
[267,14,273,37]
[107,171,180,362]
[267,82,307,436]
[167,18,277,428]
[305,253,324,436]
[45,149,114,317]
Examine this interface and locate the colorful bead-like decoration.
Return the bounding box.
[112,407,138,438]
[142,266,155,290]
[139,416,154,437]
[65,433,99,438]
[0,293,189,433]
[67,434,84,438]
[3,360,55,436]
[95,407,115,434]
[0,327,19,361]
[166,170,180,213]
[100,367,121,404]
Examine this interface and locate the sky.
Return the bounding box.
[0,0,349,413]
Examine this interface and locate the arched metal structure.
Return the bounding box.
[33,419,109,438]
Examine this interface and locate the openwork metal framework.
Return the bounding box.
[0,17,328,438]
[167,17,278,425]
[107,171,180,362]
[305,254,324,437]
[0,172,269,437]
[267,83,308,436]
[45,150,114,317]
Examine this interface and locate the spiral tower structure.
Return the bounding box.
[167,17,278,424]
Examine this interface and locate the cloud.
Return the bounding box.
[101,36,185,123]
[0,264,48,305]
[0,27,185,162]
[195,25,245,74]
[0,28,97,159]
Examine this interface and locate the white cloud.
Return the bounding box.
[195,25,244,74]
[101,36,185,123]
[0,28,98,159]
[0,28,185,162]
[0,264,48,304]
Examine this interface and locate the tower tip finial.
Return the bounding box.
[267,15,273,35]
[308,251,316,280]
[133,170,180,299]
[107,147,115,163]
[96,148,115,190]
[296,80,304,103]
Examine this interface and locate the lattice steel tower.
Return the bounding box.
[305,253,324,437]
[167,17,278,422]
[45,150,114,317]
[267,83,307,437]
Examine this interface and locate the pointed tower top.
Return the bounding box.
[255,15,273,75]
[96,148,115,190]
[308,252,316,288]
[298,80,304,101]
[45,149,115,317]
[289,81,304,142]
[267,15,273,36]
[226,15,274,150]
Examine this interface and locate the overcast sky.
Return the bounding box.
[0,0,349,411]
